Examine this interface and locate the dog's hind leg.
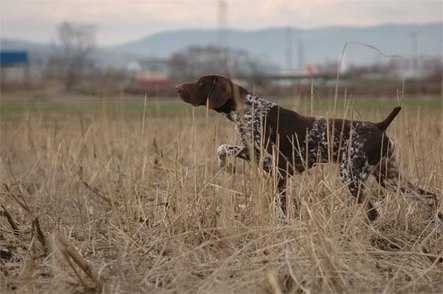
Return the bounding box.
[372,156,437,207]
[273,175,288,224]
[339,151,378,222]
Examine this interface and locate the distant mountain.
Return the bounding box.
[113,23,443,68]
[2,23,442,69]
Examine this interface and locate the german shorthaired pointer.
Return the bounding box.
[176,75,439,223]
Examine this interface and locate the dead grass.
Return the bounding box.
[0,96,442,293]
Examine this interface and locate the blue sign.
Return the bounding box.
[0,51,29,67]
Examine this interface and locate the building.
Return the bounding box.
[0,50,30,85]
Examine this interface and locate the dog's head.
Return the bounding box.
[175,75,246,111]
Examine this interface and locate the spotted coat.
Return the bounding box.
[217,94,276,171]
[215,93,437,223]
[175,75,438,223]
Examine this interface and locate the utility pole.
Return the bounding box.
[410,31,418,77]
[217,0,227,48]
[297,33,305,70]
[217,0,228,74]
[285,26,293,72]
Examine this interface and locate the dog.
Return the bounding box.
[176,75,439,223]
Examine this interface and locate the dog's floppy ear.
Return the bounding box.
[207,77,232,110]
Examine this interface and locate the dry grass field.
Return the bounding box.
[1,93,442,293]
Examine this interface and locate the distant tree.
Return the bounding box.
[48,22,96,90]
[169,46,273,83]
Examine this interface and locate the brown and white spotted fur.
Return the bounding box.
[176,75,439,223]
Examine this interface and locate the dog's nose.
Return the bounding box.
[175,84,184,92]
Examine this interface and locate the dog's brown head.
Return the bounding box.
[175,75,247,111]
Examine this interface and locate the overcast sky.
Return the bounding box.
[1,0,442,45]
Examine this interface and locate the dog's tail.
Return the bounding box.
[375,106,401,131]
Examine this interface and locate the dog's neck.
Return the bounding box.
[213,98,237,114]
[213,89,247,114]
[212,84,248,111]
[215,93,277,122]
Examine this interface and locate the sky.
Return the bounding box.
[1,0,442,45]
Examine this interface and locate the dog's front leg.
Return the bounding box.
[216,144,250,168]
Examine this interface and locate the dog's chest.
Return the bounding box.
[226,95,276,147]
